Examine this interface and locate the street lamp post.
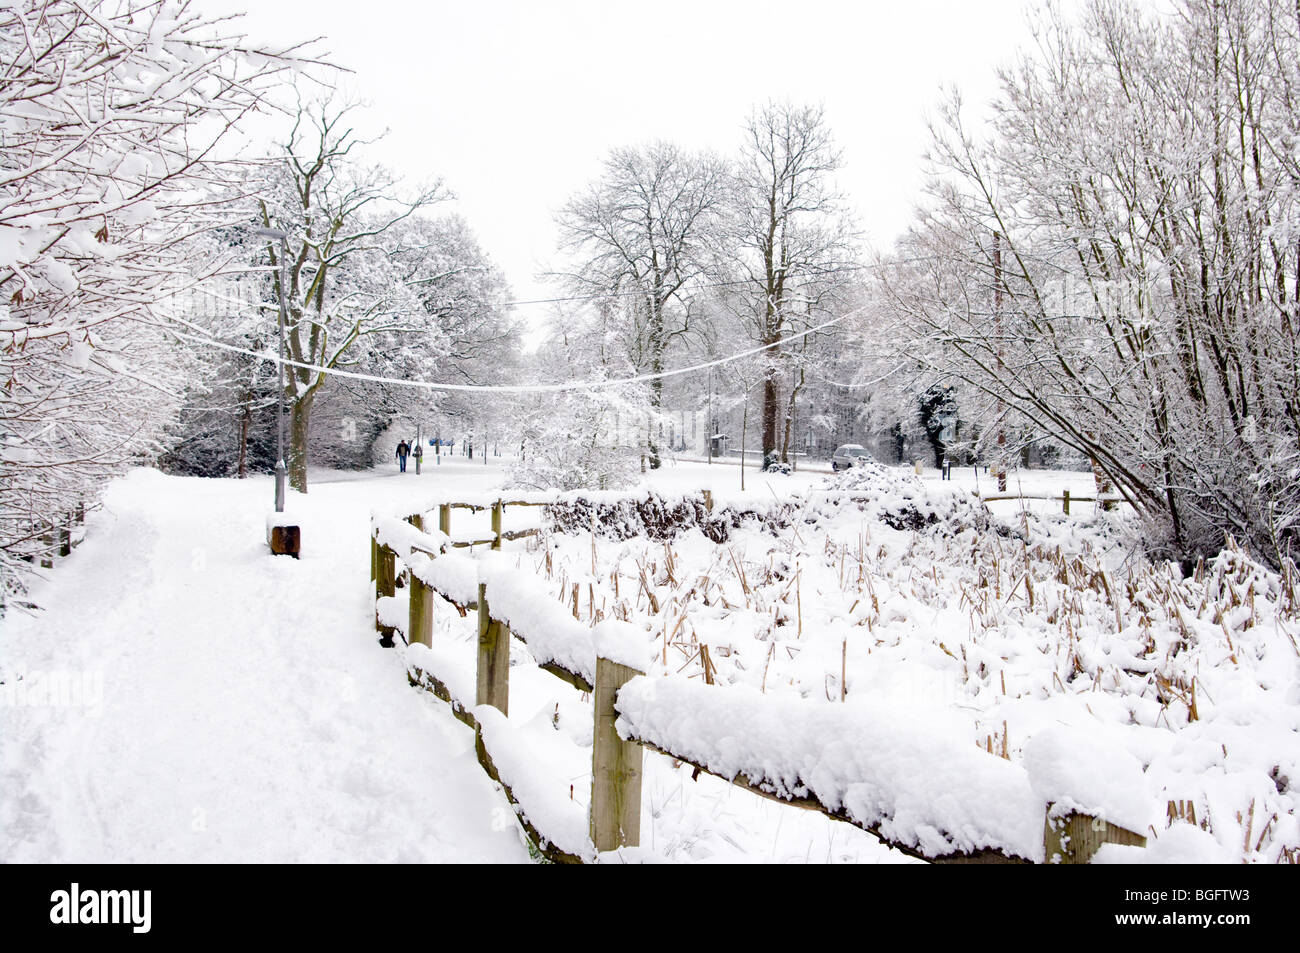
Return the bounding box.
[254,227,289,513]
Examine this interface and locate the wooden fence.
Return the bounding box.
[26,503,88,569]
[980,490,1124,515]
[369,494,1149,865]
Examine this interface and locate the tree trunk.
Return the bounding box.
[780,400,791,464]
[761,358,779,469]
[289,392,315,493]
[235,397,250,479]
[647,384,662,469]
[780,366,805,465]
[1084,431,1113,510]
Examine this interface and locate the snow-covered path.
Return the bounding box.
[1,469,528,863]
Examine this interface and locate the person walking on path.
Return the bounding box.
[396,440,411,472]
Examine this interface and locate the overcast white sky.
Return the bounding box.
[199,0,1071,315]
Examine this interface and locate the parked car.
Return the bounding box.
[831,444,872,471]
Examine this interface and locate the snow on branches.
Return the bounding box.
[880,0,1300,568]
[0,0,319,602]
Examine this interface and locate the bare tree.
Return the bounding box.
[724,102,857,469]
[256,99,449,492]
[555,142,726,466]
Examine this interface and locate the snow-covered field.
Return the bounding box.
[5,455,1297,863]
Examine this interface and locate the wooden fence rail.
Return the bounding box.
[370,494,1148,865]
[979,490,1124,515]
[428,500,544,549]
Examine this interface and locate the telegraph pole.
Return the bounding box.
[253,225,298,556]
[707,365,713,465]
[254,228,290,513]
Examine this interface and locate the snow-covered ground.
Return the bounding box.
[1,467,529,863]
[6,455,1296,863]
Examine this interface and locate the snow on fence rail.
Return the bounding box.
[368,493,1149,864]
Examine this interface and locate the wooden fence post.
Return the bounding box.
[75,502,85,524]
[1062,489,1070,516]
[405,511,433,647]
[475,582,509,714]
[472,580,511,784]
[590,656,644,852]
[439,503,451,537]
[370,535,377,582]
[40,522,55,568]
[409,574,433,648]
[491,501,502,551]
[702,489,713,513]
[1043,807,1146,864]
[59,514,72,557]
[376,543,396,647]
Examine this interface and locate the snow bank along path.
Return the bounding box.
[1,469,528,863]
[381,489,1156,864]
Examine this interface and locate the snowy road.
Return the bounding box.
[0,469,529,863]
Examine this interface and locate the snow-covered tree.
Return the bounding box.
[721,102,858,469]
[554,142,726,467]
[159,257,280,477]
[381,213,522,429]
[882,0,1300,566]
[505,305,650,491]
[162,179,521,481]
[255,99,449,492]
[0,0,313,599]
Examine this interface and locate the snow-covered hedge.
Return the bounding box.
[545,491,730,542]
